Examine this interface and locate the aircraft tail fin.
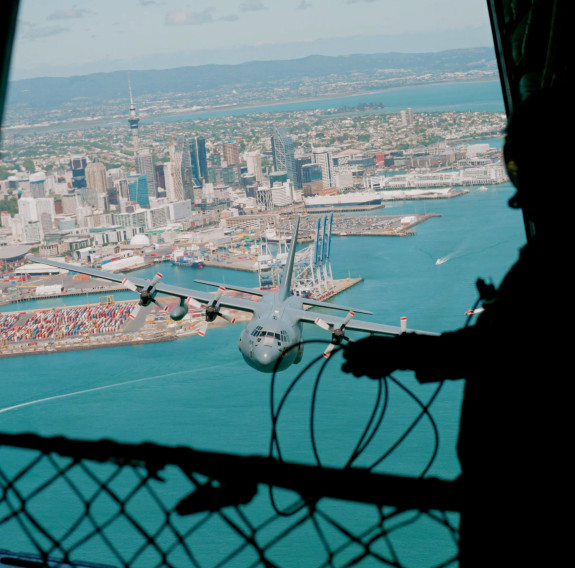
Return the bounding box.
[278,215,300,302]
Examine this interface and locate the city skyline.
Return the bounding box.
[10,0,493,80]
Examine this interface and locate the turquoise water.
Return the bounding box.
[1,185,524,459]
[0,186,525,564]
[0,82,524,563]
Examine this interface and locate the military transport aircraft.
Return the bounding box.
[29,216,435,373]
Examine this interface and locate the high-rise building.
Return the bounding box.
[135,149,158,198]
[245,150,263,183]
[295,156,312,189]
[311,147,335,188]
[70,155,87,189]
[271,127,297,186]
[29,172,46,198]
[85,160,108,193]
[189,136,208,187]
[127,174,150,209]
[17,196,38,223]
[169,136,195,202]
[222,140,240,166]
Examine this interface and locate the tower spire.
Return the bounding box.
[128,74,140,153]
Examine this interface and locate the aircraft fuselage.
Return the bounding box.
[238,295,304,373]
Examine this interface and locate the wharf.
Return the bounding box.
[0,278,362,358]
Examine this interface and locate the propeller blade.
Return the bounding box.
[213,286,226,305]
[323,342,336,359]
[129,304,142,320]
[341,311,355,328]
[122,278,139,293]
[149,272,163,288]
[314,317,331,331]
[400,316,407,333]
[197,322,209,337]
[465,308,485,316]
[220,311,236,324]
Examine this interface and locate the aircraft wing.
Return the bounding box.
[293,307,440,336]
[28,256,259,313]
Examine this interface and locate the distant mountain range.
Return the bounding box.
[7,48,496,112]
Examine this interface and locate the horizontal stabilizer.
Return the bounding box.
[301,296,372,315]
[194,279,269,298]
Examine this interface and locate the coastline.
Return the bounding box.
[4,78,501,135]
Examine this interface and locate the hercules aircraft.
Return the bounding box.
[29,216,435,373]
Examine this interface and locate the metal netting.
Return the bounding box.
[1,433,460,568]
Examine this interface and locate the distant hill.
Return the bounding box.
[7,48,496,111]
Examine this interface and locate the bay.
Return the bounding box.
[140,80,504,126]
[1,184,524,468]
[0,80,524,565]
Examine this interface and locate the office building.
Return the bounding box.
[189,136,208,187]
[127,174,150,209]
[85,160,108,193]
[135,149,158,198]
[245,151,264,183]
[311,147,335,188]
[222,140,240,166]
[271,127,297,186]
[70,155,87,189]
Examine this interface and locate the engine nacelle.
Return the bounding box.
[170,304,189,321]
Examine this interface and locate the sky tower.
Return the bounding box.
[127,77,140,152]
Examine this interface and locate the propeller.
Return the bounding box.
[123,272,163,320]
[172,287,236,334]
[314,311,355,358]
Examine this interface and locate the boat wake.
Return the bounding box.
[0,370,191,415]
[435,256,450,265]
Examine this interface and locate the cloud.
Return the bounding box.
[166,9,215,26]
[220,14,240,22]
[297,0,312,8]
[23,25,70,40]
[47,9,90,20]
[239,0,266,12]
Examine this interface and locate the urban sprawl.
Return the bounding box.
[0,89,508,274]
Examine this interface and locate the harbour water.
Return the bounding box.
[0,83,524,564]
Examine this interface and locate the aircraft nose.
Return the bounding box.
[253,346,274,368]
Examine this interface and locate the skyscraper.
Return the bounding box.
[271,127,296,186]
[135,149,158,198]
[222,140,240,166]
[295,156,312,189]
[85,160,108,193]
[311,147,335,188]
[189,136,208,187]
[245,150,263,183]
[70,155,87,189]
[168,135,195,202]
[127,174,150,209]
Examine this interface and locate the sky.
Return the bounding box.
[10,0,494,81]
